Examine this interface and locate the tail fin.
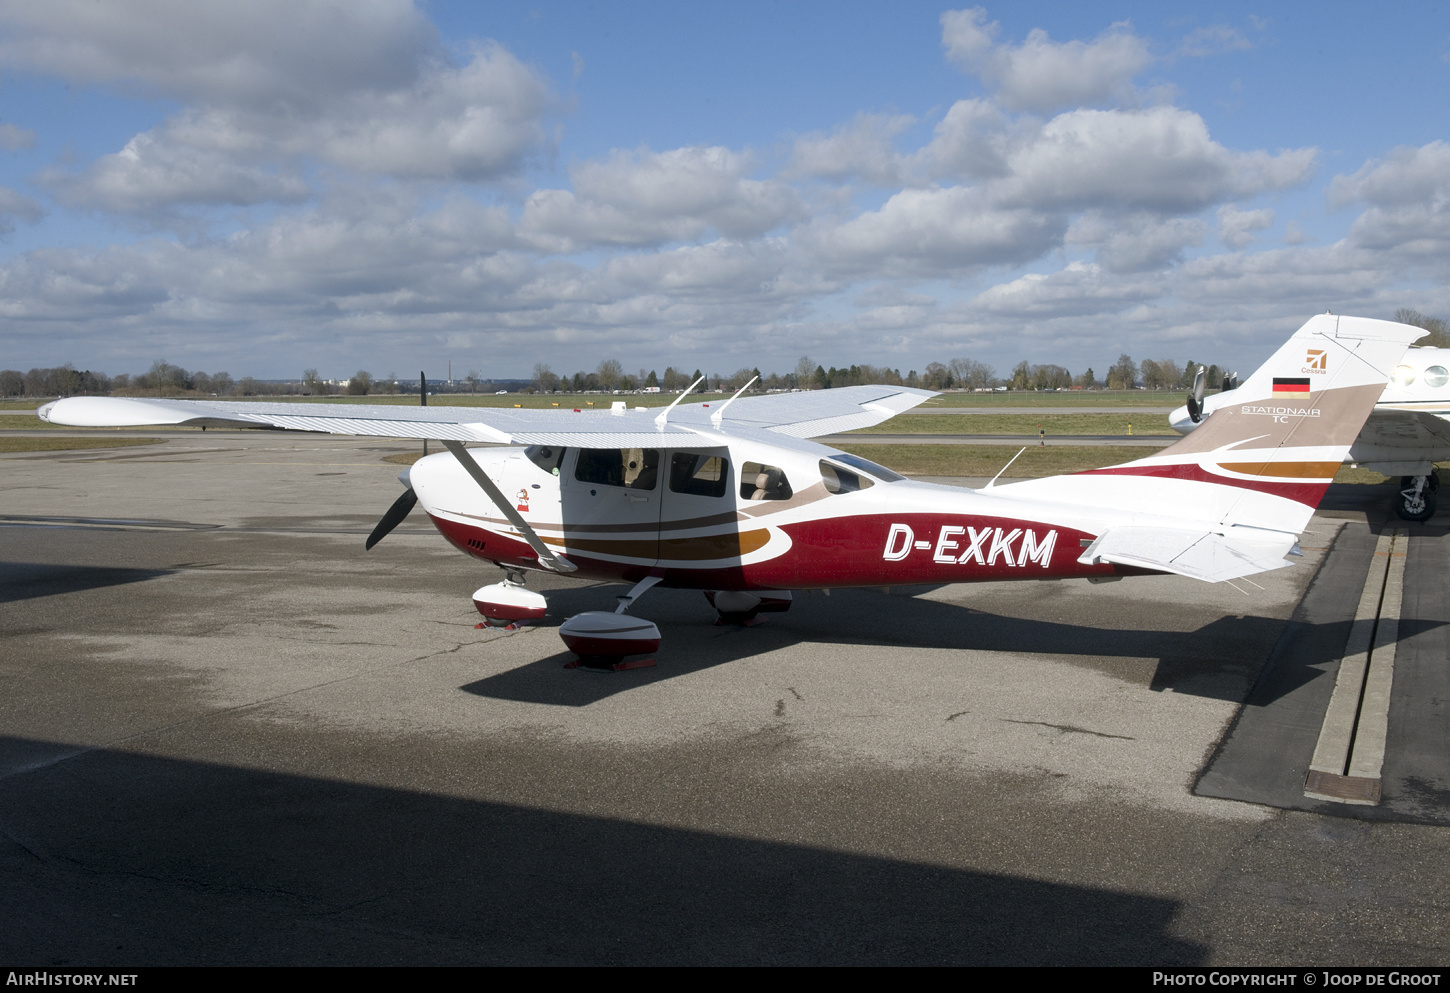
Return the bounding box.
[1073,314,1424,534]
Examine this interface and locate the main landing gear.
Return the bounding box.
[474,571,664,670]
[1396,471,1440,522]
[470,574,796,668]
[704,590,794,626]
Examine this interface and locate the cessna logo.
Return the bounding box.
[883,523,1056,568]
[1302,348,1327,374]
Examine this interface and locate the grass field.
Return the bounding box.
[917,391,1185,408]
[836,443,1157,478]
[385,443,1399,484]
[847,412,1177,436]
[0,437,161,453]
[2,388,1192,413]
[838,444,1397,483]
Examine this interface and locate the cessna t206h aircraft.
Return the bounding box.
[40,314,1422,668]
[1173,338,1450,522]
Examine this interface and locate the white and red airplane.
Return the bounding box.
[1172,343,1450,522]
[39,314,1422,667]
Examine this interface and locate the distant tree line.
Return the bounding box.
[0,359,402,398]
[1396,309,1450,348]
[11,309,1443,400]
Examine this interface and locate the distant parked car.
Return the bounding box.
[495,390,507,395]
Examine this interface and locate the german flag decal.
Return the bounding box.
[1272,377,1312,399]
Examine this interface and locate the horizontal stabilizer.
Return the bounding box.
[1077,526,1298,583]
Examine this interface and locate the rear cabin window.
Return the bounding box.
[575,448,659,490]
[525,444,567,475]
[740,462,793,501]
[819,460,874,494]
[669,453,729,498]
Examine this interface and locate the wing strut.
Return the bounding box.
[440,439,578,574]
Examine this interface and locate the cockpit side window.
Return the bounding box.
[739,462,793,501]
[829,451,904,482]
[669,453,729,497]
[575,448,659,490]
[819,460,874,494]
[525,444,567,475]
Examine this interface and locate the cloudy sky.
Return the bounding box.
[0,1,1447,381]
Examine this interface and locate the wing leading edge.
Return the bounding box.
[38,385,938,445]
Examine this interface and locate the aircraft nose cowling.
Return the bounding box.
[36,401,56,423]
[1168,403,1195,434]
[402,450,455,515]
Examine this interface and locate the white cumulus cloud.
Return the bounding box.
[787,112,916,186]
[994,107,1315,214]
[1217,205,1275,248]
[941,7,1151,112]
[7,1,552,215]
[809,185,1064,275]
[520,146,798,252]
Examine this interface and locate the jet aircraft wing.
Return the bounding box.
[38,385,937,445]
[1357,406,1450,449]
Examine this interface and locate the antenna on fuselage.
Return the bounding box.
[420,370,428,457]
[711,376,758,429]
[654,375,707,430]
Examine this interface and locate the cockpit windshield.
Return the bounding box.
[525,444,566,475]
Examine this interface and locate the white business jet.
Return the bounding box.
[40,315,1421,667]
[1172,344,1450,521]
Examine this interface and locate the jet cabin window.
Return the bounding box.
[740,462,792,501]
[525,445,567,475]
[575,448,659,490]
[669,453,729,498]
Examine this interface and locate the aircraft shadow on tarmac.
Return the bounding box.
[462,581,1446,709]
[0,560,178,604]
[0,734,1206,966]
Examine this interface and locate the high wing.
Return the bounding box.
[38,384,937,445]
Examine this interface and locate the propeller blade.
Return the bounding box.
[366,487,418,549]
[1187,365,1206,423]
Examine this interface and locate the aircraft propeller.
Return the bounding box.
[1185,365,1206,423]
[366,470,419,549]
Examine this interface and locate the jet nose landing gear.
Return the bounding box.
[1396,471,1440,522]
